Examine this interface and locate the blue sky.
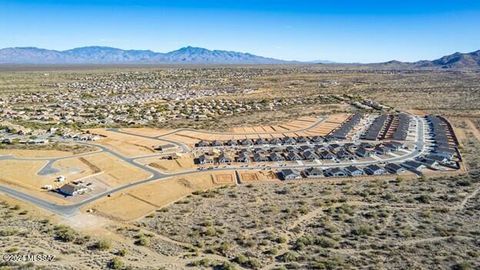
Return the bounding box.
[1,0,480,62]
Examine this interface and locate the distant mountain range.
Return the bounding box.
[358,50,480,70]
[0,46,479,69]
[0,46,289,64]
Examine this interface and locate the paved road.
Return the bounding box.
[0,116,427,217]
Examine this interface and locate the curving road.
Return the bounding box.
[0,116,427,217]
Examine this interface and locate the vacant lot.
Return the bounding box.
[91,172,236,221]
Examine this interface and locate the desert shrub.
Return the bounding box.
[233,254,261,269]
[351,224,373,236]
[215,261,237,270]
[451,262,472,270]
[108,257,124,269]
[54,225,76,242]
[134,235,149,246]
[0,228,18,237]
[415,194,431,203]
[189,258,212,267]
[94,239,112,251]
[277,251,299,263]
[117,248,127,257]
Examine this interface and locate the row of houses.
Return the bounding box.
[426,115,458,160]
[362,113,412,141]
[328,113,363,140]
[195,135,325,148]
[391,113,411,141]
[362,114,390,140]
[195,141,405,164]
[278,163,406,180]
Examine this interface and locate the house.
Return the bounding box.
[359,142,374,149]
[269,152,285,161]
[253,148,266,154]
[253,153,268,162]
[278,169,301,180]
[236,153,250,163]
[324,167,347,177]
[218,153,232,163]
[364,164,387,175]
[299,145,312,151]
[286,151,302,161]
[196,140,210,147]
[384,141,404,151]
[336,149,353,160]
[255,138,268,145]
[374,145,390,155]
[226,140,238,146]
[297,137,309,144]
[344,165,364,176]
[319,150,335,160]
[154,144,176,152]
[302,150,319,161]
[402,160,426,171]
[355,147,372,157]
[285,146,296,152]
[426,154,449,164]
[385,163,406,174]
[196,154,213,164]
[343,143,357,152]
[58,183,88,196]
[303,167,324,178]
[310,136,324,143]
[328,144,342,152]
[283,137,297,145]
[240,139,253,146]
[432,147,456,160]
[362,114,388,140]
[269,138,282,145]
[419,158,439,169]
[211,140,223,147]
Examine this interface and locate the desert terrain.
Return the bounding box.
[0,66,479,269]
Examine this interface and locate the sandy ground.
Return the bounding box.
[88,128,162,157]
[137,155,196,173]
[120,127,172,137]
[80,152,151,186]
[93,114,348,150]
[90,172,235,221]
[239,170,280,183]
[0,149,74,158]
[0,159,50,189]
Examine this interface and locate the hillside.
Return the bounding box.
[0,46,288,64]
[369,50,480,70]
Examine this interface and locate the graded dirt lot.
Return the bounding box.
[0,159,49,189]
[0,149,74,158]
[138,155,196,173]
[91,172,235,221]
[239,170,280,183]
[80,152,151,186]
[120,127,172,137]
[88,128,163,157]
